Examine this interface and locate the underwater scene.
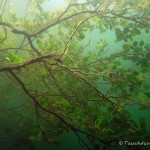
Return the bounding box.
[0,0,150,149]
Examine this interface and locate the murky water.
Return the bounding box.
[0,0,150,150]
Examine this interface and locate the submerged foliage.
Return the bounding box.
[0,0,150,149]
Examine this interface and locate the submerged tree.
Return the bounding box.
[0,0,150,149]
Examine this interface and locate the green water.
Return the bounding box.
[0,0,150,150]
[0,28,149,149]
